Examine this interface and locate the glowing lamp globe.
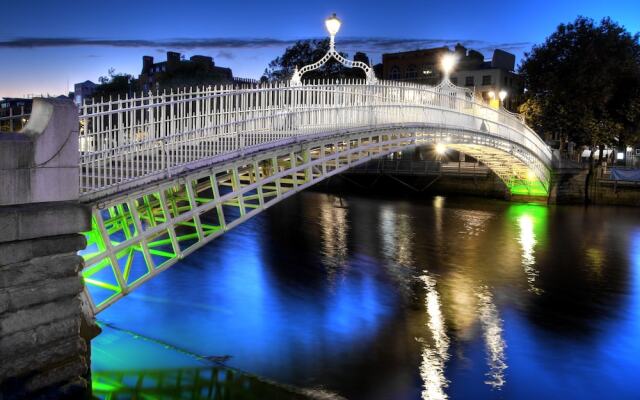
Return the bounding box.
[435,143,447,155]
[325,13,341,37]
[441,54,457,75]
[499,90,507,101]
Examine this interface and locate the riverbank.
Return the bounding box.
[330,166,640,206]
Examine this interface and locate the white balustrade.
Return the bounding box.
[75,80,551,198]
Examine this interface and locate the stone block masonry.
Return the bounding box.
[0,98,93,399]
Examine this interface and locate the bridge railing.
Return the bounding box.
[77,80,551,198]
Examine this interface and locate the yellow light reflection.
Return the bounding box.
[419,275,450,400]
[380,205,414,266]
[517,215,543,294]
[320,196,349,275]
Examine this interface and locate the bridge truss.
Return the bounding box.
[81,129,414,313]
[73,80,552,313]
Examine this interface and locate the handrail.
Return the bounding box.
[71,80,550,197]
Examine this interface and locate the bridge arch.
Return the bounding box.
[73,80,551,314]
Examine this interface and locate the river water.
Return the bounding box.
[91,192,640,399]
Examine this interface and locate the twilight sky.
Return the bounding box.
[1,0,638,98]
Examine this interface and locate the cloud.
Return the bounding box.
[0,37,532,57]
[215,50,235,60]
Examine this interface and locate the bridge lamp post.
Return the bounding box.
[325,13,341,46]
[499,90,508,108]
[290,13,377,85]
[441,54,457,82]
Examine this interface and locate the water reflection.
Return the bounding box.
[418,274,450,400]
[380,205,414,267]
[511,205,547,295]
[93,366,310,400]
[319,195,349,275]
[475,286,507,389]
[517,214,542,294]
[92,193,640,400]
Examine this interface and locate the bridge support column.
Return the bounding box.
[0,99,94,399]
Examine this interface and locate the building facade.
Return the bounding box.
[382,44,523,110]
[139,52,235,91]
[73,80,97,105]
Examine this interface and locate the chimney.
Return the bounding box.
[142,56,154,74]
[167,51,181,70]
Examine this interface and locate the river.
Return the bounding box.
[91,192,640,399]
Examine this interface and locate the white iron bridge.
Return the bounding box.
[72,79,552,314]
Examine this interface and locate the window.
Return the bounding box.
[465,76,475,86]
[406,65,417,79]
[450,77,458,85]
[482,75,491,85]
[390,66,400,80]
[504,76,508,85]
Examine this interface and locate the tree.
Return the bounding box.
[93,68,138,100]
[262,39,371,82]
[519,17,640,158]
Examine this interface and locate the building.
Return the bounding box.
[73,80,97,105]
[382,44,523,110]
[0,98,33,132]
[139,51,235,91]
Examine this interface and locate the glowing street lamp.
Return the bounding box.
[325,13,341,45]
[498,90,508,107]
[290,13,377,85]
[441,54,457,80]
[435,143,447,155]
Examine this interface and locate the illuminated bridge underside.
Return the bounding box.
[76,81,552,315]
[415,130,551,197]
[450,145,547,196]
[82,129,414,314]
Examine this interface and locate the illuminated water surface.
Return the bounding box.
[92,192,640,399]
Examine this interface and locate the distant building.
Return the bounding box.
[139,51,235,91]
[0,98,33,132]
[74,80,97,105]
[0,97,32,116]
[382,44,523,110]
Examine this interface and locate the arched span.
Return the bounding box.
[78,81,551,202]
[76,81,552,314]
[415,129,550,196]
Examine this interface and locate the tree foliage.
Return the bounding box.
[519,17,640,149]
[93,68,138,100]
[262,39,371,82]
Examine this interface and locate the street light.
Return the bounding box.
[435,143,447,155]
[325,13,341,44]
[441,54,457,80]
[290,13,377,85]
[498,90,507,107]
